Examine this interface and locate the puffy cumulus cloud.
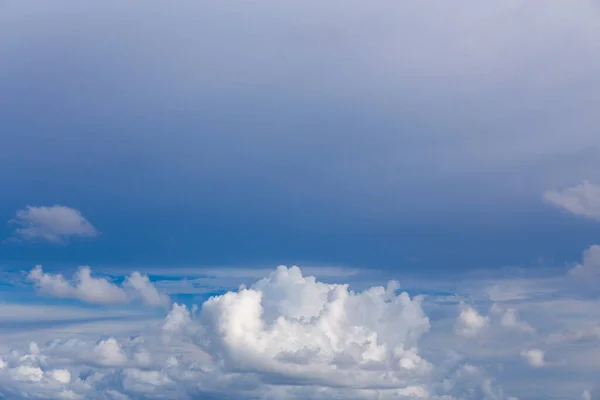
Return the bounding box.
[8,205,98,243]
[48,369,71,384]
[520,349,545,368]
[455,305,489,337]
[27,265,167,306]
[198,266,432,388]
[0,345,81,400]
[1,266,515,400]
[543,181,600,221]
[93,338,128,367]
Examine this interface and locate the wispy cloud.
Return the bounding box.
[8,205,98,244]
[543,181,600,221]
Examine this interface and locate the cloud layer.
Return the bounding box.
[1,266,509,400]
[3,257,600,399]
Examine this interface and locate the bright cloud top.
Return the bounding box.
[9,205,98,243]
[543,181,600,221]
[28,265,168,307]
[455,305,489,337]
[198,266,432,390]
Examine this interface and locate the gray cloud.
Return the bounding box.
[544,181,600,221]
[9,205,98,243]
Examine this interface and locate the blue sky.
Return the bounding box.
[2,1,600,272]
[2,1,600,399]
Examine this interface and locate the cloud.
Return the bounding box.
[28,265,127,304]
[198,266,432,388]
[544,326,600,345]
[161,303,192,334]
[543,181,600,221]
[6,259,600,399]
[27,265,167,306]
[123,272,170,307]
[499,309,535,334]
[455,305,489,337]
[2,266,518,400]
[568,244,600,281]
[520,348,546,368]
[47,369,71,384]
[8,205,99,243]
[92,338,128,367]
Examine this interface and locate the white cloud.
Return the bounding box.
[2,266,518,400]
[543,181,600,221]
[10,365,43,382]
[455,305,489,337]
[7,259,600,399]
[161,303,192,334]
[92,338,128,367]
[198,266,432,387]
[28,265,128,304]
[9,205,99,243]
[520,348,545,368]
[28,265,167,306]
[48,369,71,384]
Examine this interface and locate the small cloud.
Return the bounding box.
[455,305,489,337]
[47,369,71,384]
[520,348,545,368]
[8,205,98,244]
[499,308,535,334]
[543,181,600,221]
[28,265,168,306]
[28,265,127,304]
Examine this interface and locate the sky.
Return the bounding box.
[1,1,600,399]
